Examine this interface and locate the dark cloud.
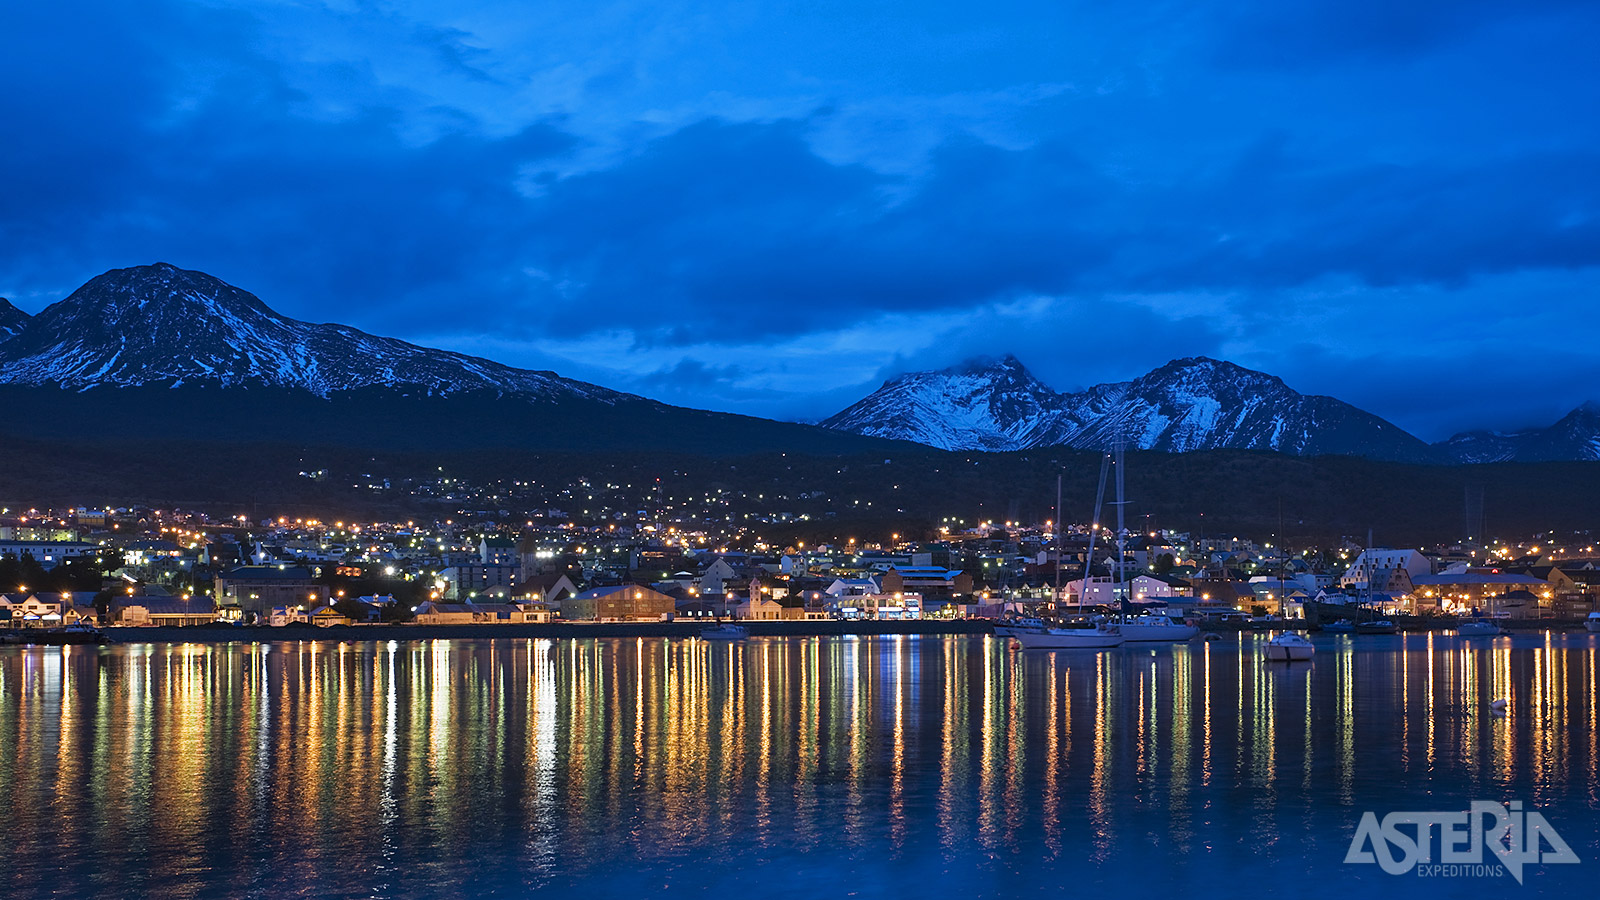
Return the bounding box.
[1212,0,1593,67]
[2,0,1598,436]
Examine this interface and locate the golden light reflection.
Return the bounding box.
[0,634,1593,895]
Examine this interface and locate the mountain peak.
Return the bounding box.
[0,296,28,340]
[822,353,1063,451]
[0,264,632,404]
[823,351,1434,460]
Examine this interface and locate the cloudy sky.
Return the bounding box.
[3,0,1597,439]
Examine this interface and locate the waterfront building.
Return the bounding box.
[214,565,328,616]
[117,596,216,627]
[1340,549,1432,589]
[440,563,520,600]
[561,585,675,621]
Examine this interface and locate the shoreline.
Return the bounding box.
[5,617,1592,646]
[96,619,996,644]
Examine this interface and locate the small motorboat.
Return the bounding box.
[1586,612,1600,634]
[1014,623,1125,650]
[1263,632,1314,662]
[700,622,749,640]
[1321,619,1356,635]
[1354,620,1398,635]
[1457,618,1506,636]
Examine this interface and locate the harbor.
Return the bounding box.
[2,632,1594,897]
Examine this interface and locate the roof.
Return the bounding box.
[573,584,670,601]
[416,602,477,614]
[1412,573,1547,586]
[130,598,217,615]
[222,565,315,580]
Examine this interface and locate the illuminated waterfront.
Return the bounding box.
[0,634,1596,897]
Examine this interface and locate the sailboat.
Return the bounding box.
[1103,442,1196,642]
[1013,621,1126,650]
[1014,459,1125,651]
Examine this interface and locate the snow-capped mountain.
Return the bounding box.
[817,355,1065,451]
[1441,402,1600,463]
[0,297,28,340]
[0,263,626,401]
[0,263,896,456]
[823,355,1437,461]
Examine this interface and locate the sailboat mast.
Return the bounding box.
[1115,441,1127,613]
[1053,473,1063,611]
[1080,453,1111,612]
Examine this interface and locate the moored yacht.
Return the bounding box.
[1457,618,1506,636]
[1014,623,1125,650]
[1263,632,1314,661]
[1586,612,1600,633]
[700,622,749,640]
[994,616,1047,638]
[1112,612,1199,642]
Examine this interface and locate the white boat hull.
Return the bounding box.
[1116,621,1199,642]
[1457,621,1505,636]
[1263,644,1314,661]
[1586,616,1600,633]
[1014,628,1125,650]
[700,626,748,640]
[1263,634,1314,661]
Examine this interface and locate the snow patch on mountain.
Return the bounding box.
[823,354,1439,461]
[0,263,632,403]
[0,298,28,341]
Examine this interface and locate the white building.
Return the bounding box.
[1340,549,1432,589]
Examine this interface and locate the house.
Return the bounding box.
[0,540,100,568]
[1063,573,1184,607]
[695,558,738,595]
[735,578,784,620]
[308,605,354,627]
[880,567,972,603]
[268,606,310,627]
[1411,572,1552,614]
[829,591,923,620]
[480,537,518,566]
[117,596,217,627]
[412,600,553,625]
[1340,549,1432,589]
[561,585,675,621]
[0,593,97,627]
[439,564,520,600]
[413,601,481,625]
[520,572,579,605]
[215,565,327,615]
[824,577,880,597]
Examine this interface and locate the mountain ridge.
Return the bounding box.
[0,263,629,402]
[0,263,903,457]
[1,264,1595,464]
[822,354,1598,463]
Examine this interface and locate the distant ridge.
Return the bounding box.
[1,265,1595,463]
[822,354,1600,464]
[0,264,901,456]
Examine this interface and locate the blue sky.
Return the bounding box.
[2,0,1598,440]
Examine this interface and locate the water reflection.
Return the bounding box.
[0,634,1595,897]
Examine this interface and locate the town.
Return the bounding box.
[3,500,1597,632]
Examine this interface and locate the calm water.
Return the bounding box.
[1,633,1596,898]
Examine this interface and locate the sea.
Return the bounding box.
[1,632,1595,898]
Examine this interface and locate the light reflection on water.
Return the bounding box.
[0,633,1596,898]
